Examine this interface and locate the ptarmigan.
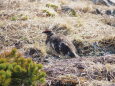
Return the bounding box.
[42,30,79,58]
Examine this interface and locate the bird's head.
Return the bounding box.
[42,29,54,36]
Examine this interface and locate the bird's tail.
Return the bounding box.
[74,53,79,58]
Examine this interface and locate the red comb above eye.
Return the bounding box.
[43,29,51,32]
[44,29,49,31]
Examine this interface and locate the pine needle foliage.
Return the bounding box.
[0,48,46,86]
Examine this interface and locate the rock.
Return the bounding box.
[105,10,115,16]
[108,0,115,5]
[0,35,5,42]
[76,64,85,70]
[73,40,104,56]
[106,10,112,15]
[98,37,115,54]
[113,10,115,16]
[61,6,73,12]
[61,5,76,16]
[94,8,115,17]
[14,41,23,49]
[24,48,44,62]
[93,0,110,6]
[92,0,115,6]
[95,9,102,14]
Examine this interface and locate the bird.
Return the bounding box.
[42,29,79,58]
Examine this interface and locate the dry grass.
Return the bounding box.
[0,0,115,85]
[44,55,115,86]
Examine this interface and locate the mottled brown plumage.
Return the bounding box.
[43,30,79,58]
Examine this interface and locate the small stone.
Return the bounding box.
[106,10,112,15]
[95,9,102,14]
[24,48,44,62]
[14,41,23,49]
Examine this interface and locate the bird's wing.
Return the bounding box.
[59,35,77,52]
[50,35,77,57]
[50,37,61,54]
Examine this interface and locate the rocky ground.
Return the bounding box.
[43,55,115,86]
[0,0,115,86]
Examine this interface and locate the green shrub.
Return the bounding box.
[10,14,29,21]
[0,48,46,86]
[20,15,29,21]
[69,9,76,16]
[11,16,18,21]
[42,9,56,17]
[46,3,58,10]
